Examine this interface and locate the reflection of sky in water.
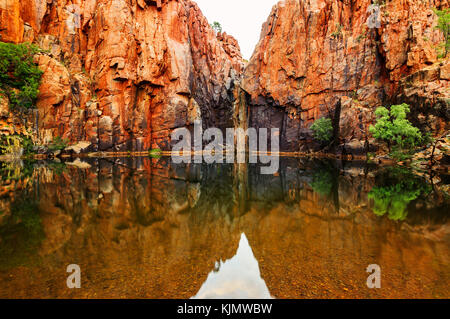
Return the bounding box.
[192,233,273,299]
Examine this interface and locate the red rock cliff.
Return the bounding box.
[0,0,243,151]
[242,0,449,153]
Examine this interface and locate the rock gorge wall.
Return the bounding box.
[242,0,449,153]
[1,0,449,154]
[0,0,243,151]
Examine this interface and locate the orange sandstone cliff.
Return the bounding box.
[0,0,243,151]
[242,0,449,153]
[0,0,449,154]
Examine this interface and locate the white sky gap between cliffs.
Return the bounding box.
[194,0,279,60]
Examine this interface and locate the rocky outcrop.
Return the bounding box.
[0,0,243,151]
[0,93,36,139]
[1,0,448,155]
[242,0,449,153]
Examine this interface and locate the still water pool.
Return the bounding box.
[0,157,448,298]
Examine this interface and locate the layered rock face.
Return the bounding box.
[243,0,449,153]
[0,0,243,151]
[1,0,448,154]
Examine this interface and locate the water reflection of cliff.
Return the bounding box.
[0,158,448,299]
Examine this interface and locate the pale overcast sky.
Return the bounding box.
[194,0,279,60]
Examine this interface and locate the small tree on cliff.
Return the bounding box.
[310,118,333,144]
[369,103,423,155]
[210,21,222,34]
[433,8,450,57]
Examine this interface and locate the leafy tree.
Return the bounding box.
[310,117,333,143]
[434,8,450,57]
[0,42,43,109]
[369,104,423,153]
[210,21,223,34]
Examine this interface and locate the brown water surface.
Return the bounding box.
[0,157,448,298]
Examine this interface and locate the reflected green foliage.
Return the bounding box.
[0,42,43,109]
[388,148,414,162]
[310,117,333,143]
[0,195,44,270]
[368,168,431,221]
[47,161,67,176]
[310,168,333,197]
[0,160,35,181]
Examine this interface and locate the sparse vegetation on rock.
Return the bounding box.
[433,8,450,57]
[0,135,34,157]
[330,24,343,38]
[48,136,69,152]
[210,21,223,34]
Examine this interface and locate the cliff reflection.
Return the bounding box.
[0,157,448,298]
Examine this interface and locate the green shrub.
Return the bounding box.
[210,21,222,34]
[0,160,35,181]
[0,134,34,156]
[433,8,450,56]
[48,136,69,151]
[310,117,333,143]
[0,135,22,156]
[356,33,367,43]
[149,148,162,158]
[0,42,43,109]
[331,24,343,38]
[369,104,423,152]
